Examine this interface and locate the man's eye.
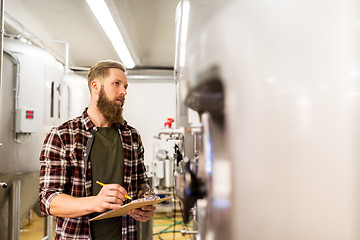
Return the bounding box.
[114,82,119,85]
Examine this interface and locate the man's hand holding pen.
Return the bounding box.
[92,181,156,221]
[93,183,128,213]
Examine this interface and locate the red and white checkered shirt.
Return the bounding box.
[39,110,148,239]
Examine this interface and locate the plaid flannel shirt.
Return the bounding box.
[39,110,148,240]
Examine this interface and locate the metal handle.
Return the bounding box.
[181,227,198,235]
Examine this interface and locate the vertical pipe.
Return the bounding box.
[164,159,172,188]
[45,216,54,240]
[0,0,4,96]
[9,179,21,240]
[0,0,5,149]
[64,41,69,72]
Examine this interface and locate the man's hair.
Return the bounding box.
[87,60,127,91]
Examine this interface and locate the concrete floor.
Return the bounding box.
[20,211,193,240]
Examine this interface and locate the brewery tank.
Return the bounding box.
[0,37,89,239]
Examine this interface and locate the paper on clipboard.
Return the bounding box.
[89,196,171,221]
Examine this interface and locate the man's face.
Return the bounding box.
[96,68,128,123]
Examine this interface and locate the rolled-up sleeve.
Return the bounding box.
[39,128,68,216]
[133,132,151,196]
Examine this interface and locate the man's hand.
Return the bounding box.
[92,184,128,213]
[128,205,156,222]
[48,184,128,218]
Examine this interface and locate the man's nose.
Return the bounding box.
[119,86,127,96]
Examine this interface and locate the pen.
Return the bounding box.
[96,181,132,200]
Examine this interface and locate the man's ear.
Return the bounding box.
[91,80,101,94]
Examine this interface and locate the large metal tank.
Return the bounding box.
[180,0,360,239]
[0,37,89,239]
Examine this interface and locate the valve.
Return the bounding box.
[182,158,206,223]
[174,144,183,166]
[164,118,174,128]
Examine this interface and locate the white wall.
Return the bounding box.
[66,72,91,120]
[123,79,176,168]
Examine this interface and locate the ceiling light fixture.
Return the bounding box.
[86,0,135,69]
[175,0,190,68]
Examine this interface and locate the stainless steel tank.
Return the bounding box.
[180,0,360,239]
[0,37,89,239]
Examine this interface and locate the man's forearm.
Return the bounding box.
[49,194,96,218]
[49,184,127,218]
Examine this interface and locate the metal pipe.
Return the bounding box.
[0,0,5,149]
[0,0,4,95]
[4,33,69,72]
[4,13,47,50]
[9,179,21,240]
[154,127,185,139]
[4,51,21,143]
[3,51,20,110]
[44,216,54,240]
[181,228,198,235]
[127,75,174,81]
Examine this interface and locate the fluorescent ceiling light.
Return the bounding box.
[175,0,190,68]
[86,0,135,69]
[179,1,190,68]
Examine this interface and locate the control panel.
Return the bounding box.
[15,108,39,133]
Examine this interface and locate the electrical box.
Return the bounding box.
[15,108,39,133]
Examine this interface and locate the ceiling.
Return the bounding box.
[3,0,179,71]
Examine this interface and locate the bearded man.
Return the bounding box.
[39,60,155,240]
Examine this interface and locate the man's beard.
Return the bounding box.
[97,87,125,124]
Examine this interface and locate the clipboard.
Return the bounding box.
[89,196,171,221]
